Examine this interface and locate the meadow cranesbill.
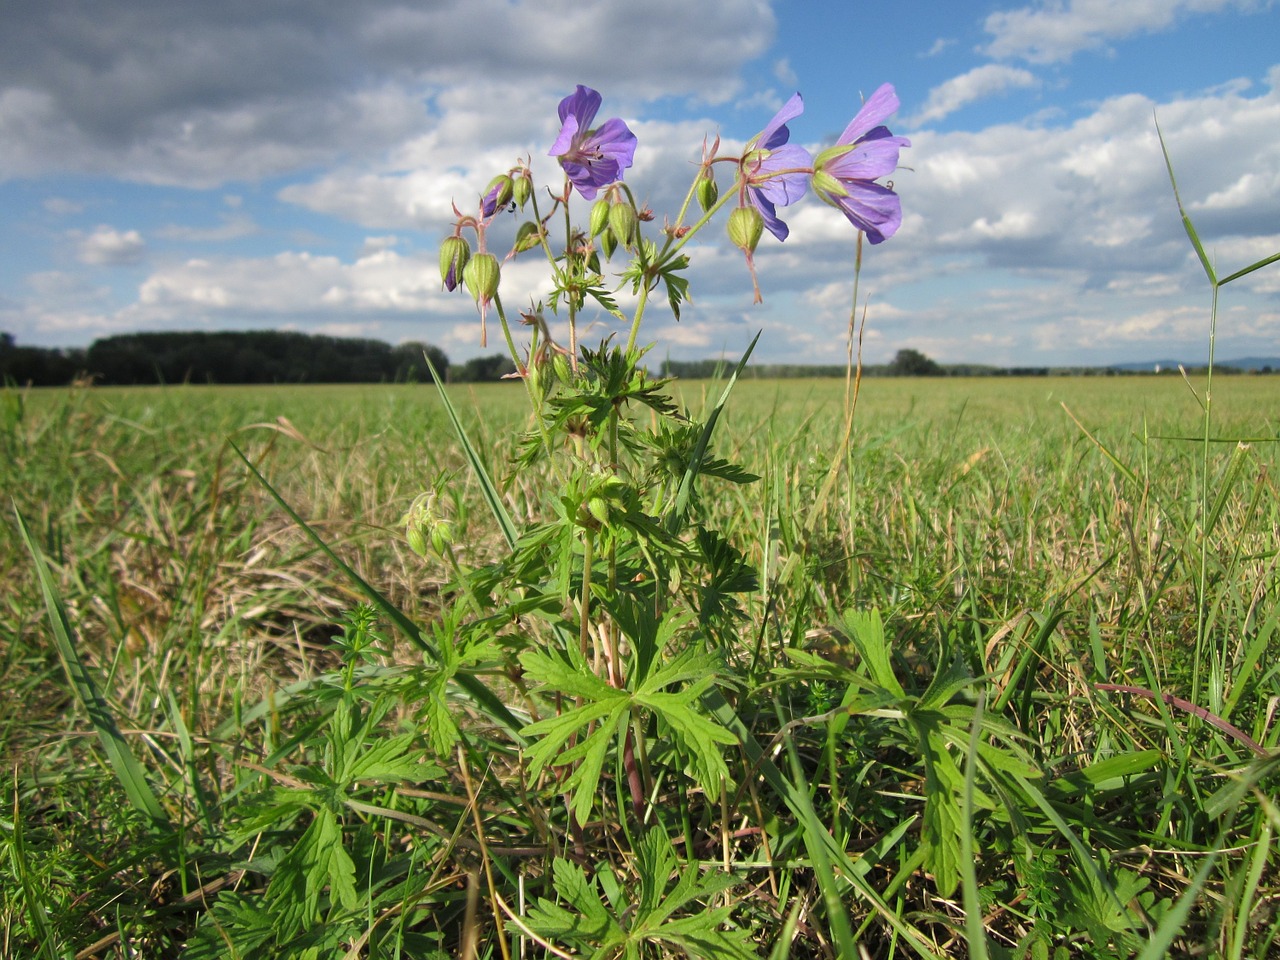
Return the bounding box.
[739,92,813,242]
[811,83,911,244]
[548,84,638,200]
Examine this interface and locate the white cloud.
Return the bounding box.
[76,226,146,265]
[1193,171,1280,210]
[983,0,1270,64]
[43,197,84,215]
[0,0,775,186]
[911,65,1040,125]
[156,214,259,243]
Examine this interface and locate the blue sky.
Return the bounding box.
[2,0,1278,367]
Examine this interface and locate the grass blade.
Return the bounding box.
[1218,250,1280,286]
[666,330,761,535]
[1136,846,1220,960]
[775,705,856,956]
[1156,117,1216,286]
[707,687,946,958]
[423,350,518,550]
[14,505,172,830]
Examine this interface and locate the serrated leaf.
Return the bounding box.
[918,653,977,711]
[521,647,622,702]
[528,858,620,943]
[921,725,964,898]
[521,692,630,825]
[268,807,358,928]
[421,683,461,758]
[660,255,691,320]
[839,608,905,699]
[344,733,423,784]
[641,691,736,795]
[530,831,754,960]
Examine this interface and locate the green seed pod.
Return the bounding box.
[696,171,718,213]
[406,524,429,558]
[728,206,764,253]
[608,201,638,249]
[429,517,455,556]
[589,198,611,237]
[512,171,532,208]
[402,492,455,559]
[463,253,501,304]
[439,236,471,291]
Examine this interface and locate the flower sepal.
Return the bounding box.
[728,206,764,253]
[439,236,471,291]
[463,253,501,304]
[810,169,849,204]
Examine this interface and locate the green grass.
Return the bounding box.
[3,374,1278,958]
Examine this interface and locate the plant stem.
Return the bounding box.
[1192,281,1220,708]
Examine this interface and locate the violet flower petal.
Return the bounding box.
[834,180,902,244]
[755,92,805,151]
[837,83,900,145]
[750,143,812,206]
[750,192,790,242]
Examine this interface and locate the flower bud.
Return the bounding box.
[514,221,543,254]
[463,253,501,304]
[599,227,617,260]
[696,171,718,213]
[589,198,611,237]
[608,201,637,249]
[481,174,513,216]
[439,236,471,291]
[552,352,572,384]
[512,171,532,208]
[586,496,610,526]
[402,492,455,559]
[728,206,764,254]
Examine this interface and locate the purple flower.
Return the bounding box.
[742,93,813,242]
[480,174,513,218]
[812,83,910,244]
[548,85,637,200]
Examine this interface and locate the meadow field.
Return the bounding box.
[3,373,1278,958]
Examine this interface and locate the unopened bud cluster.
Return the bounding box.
[588,188,639,257]
[402,492,456,559]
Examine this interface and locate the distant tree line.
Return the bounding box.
[4,332,1272,387]
[662,348,1274,379]
[0,330,524,386]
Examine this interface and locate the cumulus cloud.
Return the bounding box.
[0,0,775,186]
[76,226,147,265]
[911,65,1040,125]
[38,66,1271,366]
[983,0,1270,64]
[156,215,259,243]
